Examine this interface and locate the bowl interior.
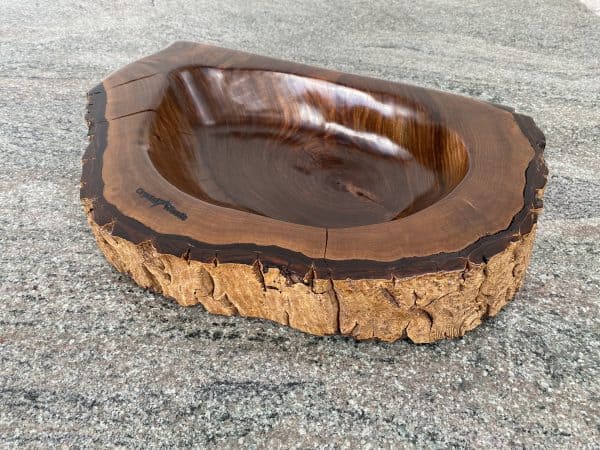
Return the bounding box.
[148,67,468,228]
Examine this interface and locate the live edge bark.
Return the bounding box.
[84,205,537,343]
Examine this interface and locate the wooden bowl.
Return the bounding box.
[81,42,547,343]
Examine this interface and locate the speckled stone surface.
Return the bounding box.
[1,0,599,448]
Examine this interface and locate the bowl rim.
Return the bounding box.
[82,41,547,279]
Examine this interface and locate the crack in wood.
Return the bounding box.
[252,258,267,292]
[111,72,161,88]
[328,278,342,334]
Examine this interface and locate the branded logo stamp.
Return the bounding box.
[136,187,188,221]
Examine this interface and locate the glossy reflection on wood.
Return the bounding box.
[82,42,547,342]
[150,68,468,227]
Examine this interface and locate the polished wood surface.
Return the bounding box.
[82,41,547,280]
[151,67,469,228]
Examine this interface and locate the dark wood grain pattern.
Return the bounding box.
[81,42,547,342]
[155,67,469,228]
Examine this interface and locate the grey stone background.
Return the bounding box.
[1,0,599,448]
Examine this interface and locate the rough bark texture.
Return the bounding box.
[84,199,538,343]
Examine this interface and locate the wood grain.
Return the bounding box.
[81,42,547,342]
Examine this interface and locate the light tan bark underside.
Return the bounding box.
[86,212,536,343]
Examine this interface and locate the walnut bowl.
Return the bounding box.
[81,42,547,343]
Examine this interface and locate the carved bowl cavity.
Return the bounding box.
[149,68,469,228]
